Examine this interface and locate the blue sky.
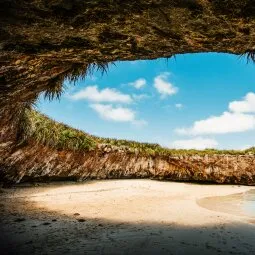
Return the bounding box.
[37,53,255,150]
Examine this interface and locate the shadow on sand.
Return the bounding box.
[0,182,254,255]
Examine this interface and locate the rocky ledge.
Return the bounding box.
[1,140,254,185]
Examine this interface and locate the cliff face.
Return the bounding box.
[1,0,255,110]
[1,141,255,185]
[1,1,255,185]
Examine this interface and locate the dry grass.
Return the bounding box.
[19,109,96,151]
[43,62,110,101]
[18,109,255,156]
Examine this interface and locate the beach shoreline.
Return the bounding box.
[0,180,254,254]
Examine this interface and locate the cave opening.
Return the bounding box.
[36,53,255,151]
[1,1,255,254]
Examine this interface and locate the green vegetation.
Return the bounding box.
[19,109,96,151]
[96,136,255,156]
[19,109,255,156]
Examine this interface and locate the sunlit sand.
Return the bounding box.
[1,180,255,255]
[29,180,253,224]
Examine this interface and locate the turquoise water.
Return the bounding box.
[243,189,255,217]
[198,188,255,218]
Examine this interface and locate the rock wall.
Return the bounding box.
[1,1,255,185]
[2,0,255,110]
[1,141,255,185]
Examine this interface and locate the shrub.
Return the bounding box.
[19,109,255,156]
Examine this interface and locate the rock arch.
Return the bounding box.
[1,0,255,184]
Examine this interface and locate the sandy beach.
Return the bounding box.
[0,180,254,255]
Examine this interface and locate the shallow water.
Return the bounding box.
[198,188,255,218]
[243,189,255,217]
[1,181,255,255]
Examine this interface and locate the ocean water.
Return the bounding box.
[197,188,255,218]
[243,189,255,217]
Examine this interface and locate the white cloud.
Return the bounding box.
[90,104,147,126]
[239,144,253,151]
[176,92,255,135]
[171,137,218,150]
[70,86,132,103]
[175,103,183,109]
[229,92,255,113]
[129,78,146,89]
[176,112,255,135]
[90,104,135,122]
[90,104,148,128]
[154,73,178,97]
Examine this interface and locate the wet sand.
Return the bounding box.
[0,180,255,255]
[198,189,255,218]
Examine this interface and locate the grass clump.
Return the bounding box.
[94,136,255,156]
[19,109,255,156]
[43,62,111,102]
[19,109,96,151]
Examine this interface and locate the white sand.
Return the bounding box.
[1,180,255,255]
[30,180,253,225]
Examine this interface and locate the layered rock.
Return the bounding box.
[1,140,255,185]
[1,1,255,184]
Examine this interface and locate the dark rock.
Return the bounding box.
[14,218,26,222]
[77,219,86,222]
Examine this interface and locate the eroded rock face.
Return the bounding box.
[1,141,255,185]
[1,1,255,184]
[1,0,255,109]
